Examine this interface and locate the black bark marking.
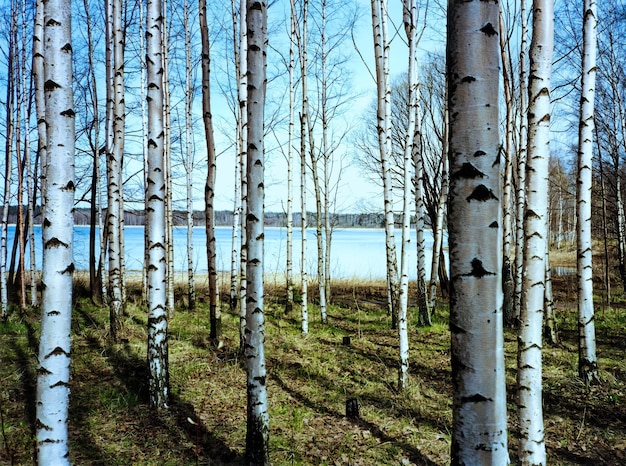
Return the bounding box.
[148,138,157,149]
[480,23,498,36]
[524,209,541,220]
[45,18,61,26]
[453,162,485,180]
[450,321,467,334]
[47,310,60,316]
[489,221,498,228]
[462,258,495,278]
[50,380,70,389]
[254,376,266,386]
[46,346,70,358]
[461,393,492,403]
[461,76,476,83]
[473,150,487,158]
[466,185,497,202]
[61,263,75,275]
[60,108,75,117]
[45,238,69,249]
[61,180,75,191]
[43,218,51,227]
[61,43,72,53]
[35,419,53,431]
[148,194,164,202]
[44,80,61,91]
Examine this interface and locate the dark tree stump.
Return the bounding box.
[342,336,351,346]
[346,398,359,419]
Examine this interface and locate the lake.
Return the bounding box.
[6,225,446,280]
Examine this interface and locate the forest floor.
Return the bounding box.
[1,256,626,464]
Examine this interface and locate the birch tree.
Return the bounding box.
[244,0,270,462]
[35,0,75,461]
[105,0,126,340]
[397,0,419,391]
[199,0,220,340]
[518,0,554,463]
[371,0,399,326]
[576,0,599,384]
[447,0,509,463]
[146,0,169,409]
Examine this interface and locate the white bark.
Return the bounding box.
[146,0,169,409]
[397,0,419,391]
[371,0,399,325]
[447,1,509,463]
[105,0,125,339]
[518,1,553,464]
[515,0,530,323]
[238,0,248,347]
[285,6,296,315]
[36,0,74,461]
[184,0,196,310]
[245,2,270,463]
[576,0,599,384]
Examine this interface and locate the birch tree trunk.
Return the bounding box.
[83,0,102,306]
[106,0,125,340]
[428,100,448,311]
[36,0,74,461]
[32,0,46,309]
[184,0,196,311]
[576,0,599,384]
[447,1,509,463]
[285,7,296,316]
[199,0,220,340]
[244,1,270,462]
[515,0,530,323]
[238,0,249,349]
[371,0,399,327]
[397,0,419,391]
[146,0,169,409]
[294,0,309,334]
[518,1,554,463]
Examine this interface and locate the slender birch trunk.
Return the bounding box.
[544,250,557,344]
[245,2,270,462]
[1,17,14,317]
[447,1,509,462]
[371,0,399,327]
[576,0,599,384]
[518,1,554,463]
[83,0,102,305]
[162,0,175,317]
[199,0,220,339]
[285,7,296,316]
[106,0,125,339]
[32,0,46,309]
[515,0,530,323]
[294,0,309,334]
[309,135,327,324]
[36,0,74,460]
[184,0,196,311]
[146,0,169,409]
[229,0,243,316]
[397,0,419,391]
[428,101,448,310]
[238,0,249,348]
[499,8,515,326]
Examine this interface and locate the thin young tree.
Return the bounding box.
[105,0,126,339]
[146,0,169,409]
[244,1,270,462]
[199,0,220,339]
[447,0,509,462]
[576,0,599,384]
[35,0,75,461]
[397,0,419,391]
[183,0,196,311]
[518,0,554,463]
[371,0,399,327]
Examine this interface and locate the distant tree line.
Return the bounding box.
[2,206,412,229]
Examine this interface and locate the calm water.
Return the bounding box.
[6,225,446,280]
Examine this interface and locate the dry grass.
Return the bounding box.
[1,278,625,465]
